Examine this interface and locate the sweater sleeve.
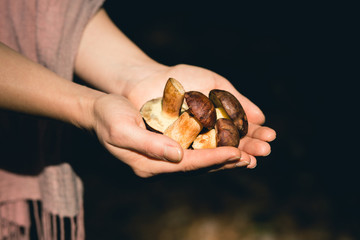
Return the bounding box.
[0,0,106,80]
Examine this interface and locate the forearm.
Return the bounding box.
[0,42,104,129]
[75,9,168,96]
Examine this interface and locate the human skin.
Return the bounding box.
[0,9,276,178]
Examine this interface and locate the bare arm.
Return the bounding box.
[75,9,166,95]
[0,42,104,129]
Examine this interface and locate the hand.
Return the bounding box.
[91,94,249,178]
[125,64,276,169]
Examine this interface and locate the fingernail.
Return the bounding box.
[248,162,257,169]
[164,146,182,162]
[235,161,250,167]
[265,149,271,156]
[227,156,241,162]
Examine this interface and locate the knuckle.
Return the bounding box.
[108,124,124,144]
[183,161,199,172]
[144,143,156,157]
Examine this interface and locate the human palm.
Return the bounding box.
[128,65,233,109]
[126,64,276,168]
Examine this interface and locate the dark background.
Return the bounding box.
[70,1,358,239]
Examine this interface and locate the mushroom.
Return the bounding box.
[193,90,246,149]
[192,129,217,149]
[164,91,216,149]
[192,117,240,149]
[185,91,216,129]
[140,79,246,150]
[215,118,240,147]
[209,89,248,138]
[164,111,202,149]
[140,78,186,133]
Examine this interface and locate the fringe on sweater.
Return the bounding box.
[0,200,84,240]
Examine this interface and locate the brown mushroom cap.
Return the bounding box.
[215,118,240,148]
[209,89,248,138]
[185,91,216,129]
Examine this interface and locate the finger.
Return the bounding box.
[103,143,159,178]
[247,123,277,142]
[224,152,251,169]
[239,136,271,157]
[236,93,265,125]
[105,144,243,177]
[247,155,258,169]
[177,147,243,172]
[209,151,251,172]
[109,121,183,163]
[144,147,243,173]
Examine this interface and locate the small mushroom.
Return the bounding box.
[164,91,216,149]
[164,111,202,149]
[215,118,240,147]
[140,78,185,133]
[192,118,240,149]
[185,91,216,129]
[209,89,248,138]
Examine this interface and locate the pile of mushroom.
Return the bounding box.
[140,78,248,150]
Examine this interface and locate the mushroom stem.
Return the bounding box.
[162,78,185,118]
[192,129,217,149]
[164,111,203,149]
[215,107,230,120]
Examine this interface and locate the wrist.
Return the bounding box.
[73,86,106,130]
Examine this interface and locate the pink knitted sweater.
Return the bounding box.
[0,0,104,239]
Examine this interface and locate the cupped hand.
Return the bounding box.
[125,64,276,169]
[91,94,250,178]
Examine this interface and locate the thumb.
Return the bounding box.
[117,122,184,162]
